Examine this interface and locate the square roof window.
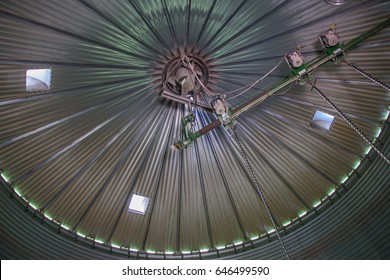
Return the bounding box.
[129,194,150,215]
[26,68,52,92]
[311,110,335,131]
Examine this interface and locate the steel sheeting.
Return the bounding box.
[0,0,389,257]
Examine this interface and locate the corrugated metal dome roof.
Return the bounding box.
[0,0,389,259]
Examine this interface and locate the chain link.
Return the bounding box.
[344,60,390,91]
[308,81,390,165]
[232,131,291,260]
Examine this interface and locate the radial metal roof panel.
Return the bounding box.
[0,0,389,257]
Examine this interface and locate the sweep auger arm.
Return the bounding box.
[172,17,390,150]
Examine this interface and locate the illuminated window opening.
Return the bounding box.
[352,160,361,170]
[299,211,307,218]
[267,229,275,234]
[62,225,71,231]
[30,203,38,210]
[324,0,348,5]
[45,214,53,220]
[382,110,389,121]
[129,194,150,215]
[1,173,10,183]
[283,221,291,227]
[363,146,371,155]
[313,201,321,208]
[328,188,336,196]
[374,128,381,138]
[310,110,335,131]
[26,68,52,92]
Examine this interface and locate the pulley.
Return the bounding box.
[285,47,309,81]
[286,50,304,69]
[319,25,344,58]
[319,25,339,47]
[211,96,228,116]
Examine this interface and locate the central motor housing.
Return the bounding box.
[175,67,195,96]
[161,55,212,111]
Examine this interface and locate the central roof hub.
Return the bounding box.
[161,55,212,110]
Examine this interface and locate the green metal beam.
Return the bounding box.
[180,17,390,147]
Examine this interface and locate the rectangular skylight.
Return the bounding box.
[310,110,335,131]
[26,68,52,92]
[129,194,150,215]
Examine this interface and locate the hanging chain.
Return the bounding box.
[232,131,291,260]
[343,60,390,91]
[307,81,390,165]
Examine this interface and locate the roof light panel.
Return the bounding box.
[310,110,335,132]
[26,68,52,92]
[129,194,150,215]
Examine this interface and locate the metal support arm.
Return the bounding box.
[174,17,390,148]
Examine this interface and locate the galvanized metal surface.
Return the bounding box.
[0,0,389,257]
[1,123,389,259]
